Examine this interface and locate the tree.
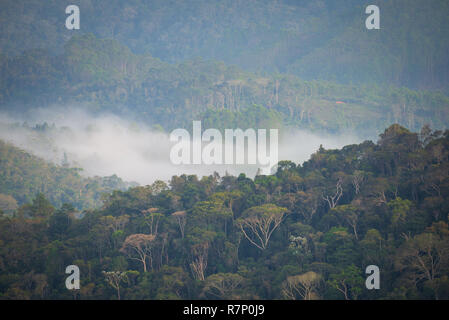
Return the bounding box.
[102,271,128,300]
[328,265,364,300]
[120,234,156,272]
[388,197,412,227]
[141,208,162,235]
[98,214,130,249]
[18,193,54,219]
[48,203,75,238]
[360,229,385,265]
[282,271,322,300]
[171,210,187,238]
[186,228,217,281]
[395,222,449,299]
[202,273,244,299]
[0,194,18,215]
[351,171,366,195]
[296,190,319,223]
[322,178,343,209]
[190,241,209,281]
[332,205,360,240]
[236,204,288,250]
[191,199,232,234]
[154,266,189,299]
[110,214,130,233]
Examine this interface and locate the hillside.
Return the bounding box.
[0,139,133,210]
[1,0,448,89]
[1,124,449,299]
[1,0,449,302]
[1,34,449,138]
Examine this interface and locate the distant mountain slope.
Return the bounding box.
[0,0,448,89]
[286,0,449,89]
[0,139,133,209]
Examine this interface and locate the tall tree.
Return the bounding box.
[236,204,288,250]
[120,234,156,272]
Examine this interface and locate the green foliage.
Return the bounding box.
[1,1,449,90]
[0,139,132,210]
[1,34,449,137]
[0,124,449,299]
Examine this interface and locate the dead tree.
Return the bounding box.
[190,242,209,281]
[102,271,128,300]
[172,210,187,238]
[282,271,322,300]
[352,171,366,195]
[323,178,343,209]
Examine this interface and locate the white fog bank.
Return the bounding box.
[0,108,361,185]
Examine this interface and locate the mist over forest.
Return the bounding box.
[0,108,359,185]
[1,0,449,302]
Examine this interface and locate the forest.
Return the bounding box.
[2,0,449,90]
[0,124,448,300]
[1,0,449,302]
[0,138,133,210]
[1,33,449,138]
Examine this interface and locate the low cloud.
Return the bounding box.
[0,107,361,185]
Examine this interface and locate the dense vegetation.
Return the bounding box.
[0,139,132,210]
[1,0,449,302]
[1,124,449,300]
[1,34,449,137]
[1,0,449,89]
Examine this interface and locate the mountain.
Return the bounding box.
[1,0,448,89]
[1,34,449,138]
[0,139,134,210]
[1,0,449,301]
[1,124,448,299]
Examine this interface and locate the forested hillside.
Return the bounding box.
[1,34,449,137]
[1,0,449,302]
[1,124,449,299]
[0,139,133,210]
[1,0,449,89]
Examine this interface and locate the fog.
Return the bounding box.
[0,108,361,185]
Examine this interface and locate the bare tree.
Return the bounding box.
[322,178,343,209]
[172,210,187,238]
[190,242,209,281]
[297,190,319,223]
[102,271,128,300]
[99,215,130,249]
[111,215,130,233]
